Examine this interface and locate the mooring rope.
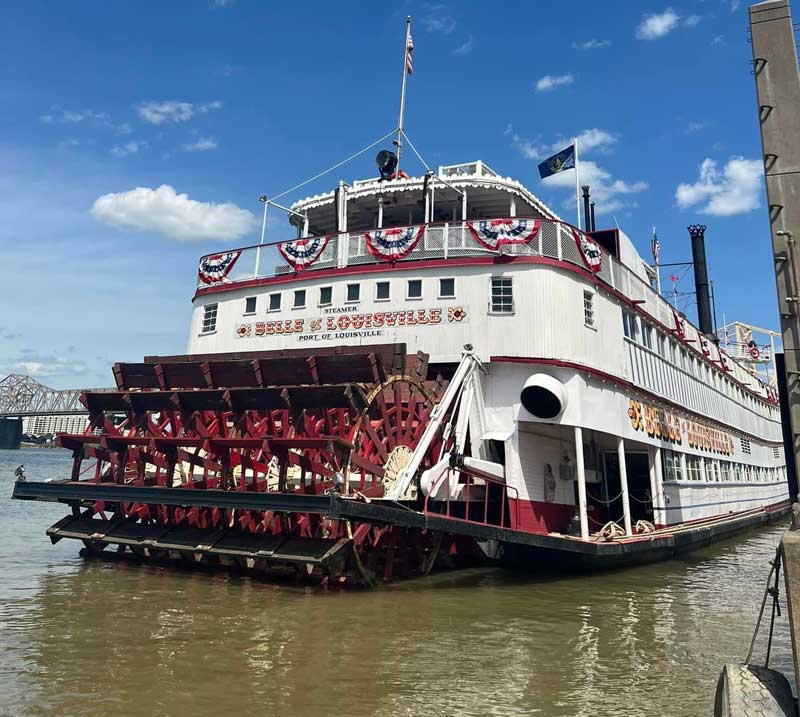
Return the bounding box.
[746,545,783,667]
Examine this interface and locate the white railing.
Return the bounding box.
[196,218,610,287]
[195,217,776,407]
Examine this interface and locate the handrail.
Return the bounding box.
[422,466,520,529]
[196,216,571,262]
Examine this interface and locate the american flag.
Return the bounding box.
[406,31,414,75]
[651,228,660,265]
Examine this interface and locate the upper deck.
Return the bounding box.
[191,162,778,411]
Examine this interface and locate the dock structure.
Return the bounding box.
[750,0,800,497]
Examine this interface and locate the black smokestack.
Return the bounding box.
[582,185,591,231]
[688,224,714,336]
[590,202,596,231]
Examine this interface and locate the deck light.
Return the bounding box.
[376,150,398,180]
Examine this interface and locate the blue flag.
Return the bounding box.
[538,144,576,179]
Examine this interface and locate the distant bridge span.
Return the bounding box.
[0,374,96,418]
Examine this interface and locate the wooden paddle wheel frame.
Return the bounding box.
[32,344,471,586]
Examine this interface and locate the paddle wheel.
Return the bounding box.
[36,344,478,586]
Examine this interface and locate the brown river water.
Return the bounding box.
[0,447,795,716]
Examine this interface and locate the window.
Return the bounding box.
[376,281,390,301]
[490,277,514,313]
[662,449,684,482]
[293,289,306,309]
[622,311,638,341]
[268,293,281,312]
[407,279,422,300]
[734,463,744,483]
[642,323,653,350]
[707,460,720,483]
[657,332,666,357]
[773,447,781,459]
[346,283,360,303]
[201,303,218,333]
[740,438,751,455]
[686,455,703,481]
[244,296,257,314]
[319,286,332,306]
[583,290,595,327]
[439,277,455,299]
[720,461,732,482]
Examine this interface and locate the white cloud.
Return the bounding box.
[675,156,763,215]
[91,184,258,242]
[543,160,648,214]
[686,121,707,133]
[506,126,644,213]
[116,122,133,135]
[453,36,473,55]
[507,126,617,162]
[730,0,741,11]
[212,0,235,7]
[183,137,218,152]
[111,140,147,158]
[8,350,88,378]
[683,14,701,27]
[536,74,574,92]
[422,6,456,34]
[40,106,110,124]
[572,38,611,50]
[636,9,680,39]
[136,100,223,125]
[711,34,726,46]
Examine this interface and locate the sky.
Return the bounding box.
[0,0,781,388]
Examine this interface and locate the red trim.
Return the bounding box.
[194,249,775,409]
[509,498,575,534]
[491,355,784,446]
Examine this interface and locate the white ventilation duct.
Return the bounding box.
[520,374,567,420]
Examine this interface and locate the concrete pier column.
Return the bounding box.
[617,437,633,536]
[574,426,589,540]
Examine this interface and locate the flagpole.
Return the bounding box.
[653,226,662,295]
[574,136,581,230]
[396,16,411,173]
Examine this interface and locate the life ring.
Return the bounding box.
[390,170,410,180]
[749,345,760,360]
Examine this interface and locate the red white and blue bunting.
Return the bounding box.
[278,235,330,271]
[365,226,425,261]
[671,308,686,340]
[466,219,541,251]
[198,251,241,285]
[572,229,602,273]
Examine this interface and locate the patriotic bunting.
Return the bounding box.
[198,251,241,285]
[671,308,686,340]
[572,229,602,273]
[278,235,330,271]
[466,219,541,251]
[365,226,424,261]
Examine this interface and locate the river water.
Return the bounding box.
[0,448,794,716]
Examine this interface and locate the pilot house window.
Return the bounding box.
[490,277,513,313]
[244,296,257,314]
